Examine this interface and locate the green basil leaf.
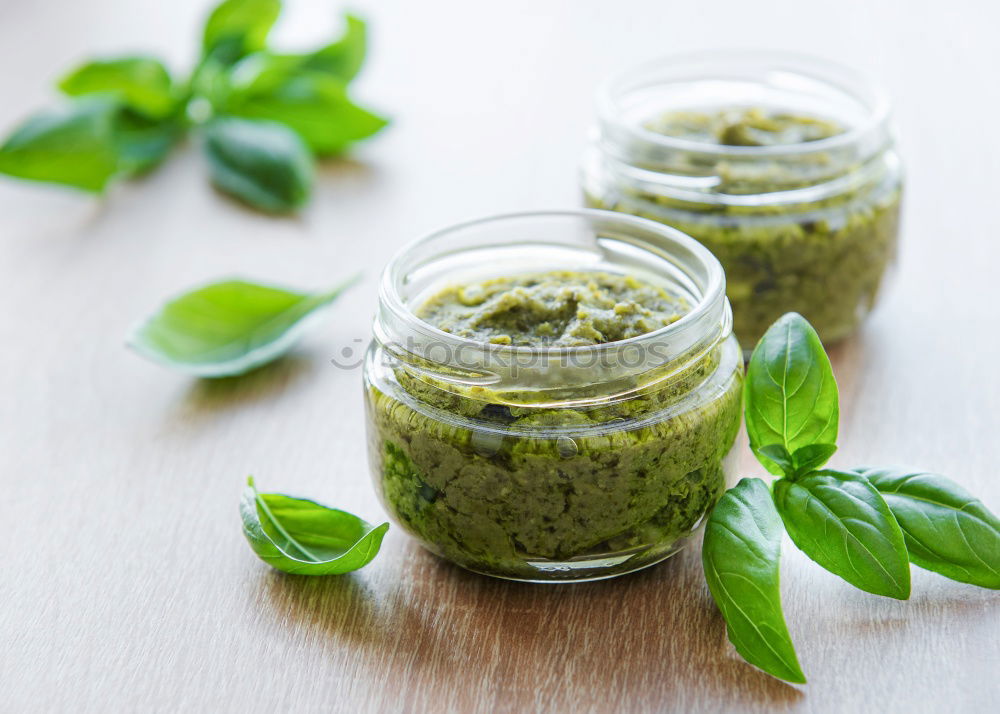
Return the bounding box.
[243,13,367,85]
[744,313,839,476]
[756,444,794,474]
[114,108,181,176]
[58,56,176,118]
[791,443,837,476]
[861,467,1000,589]
[127,275,357,377]
[202,0,281,66]
[189,57,231,110]
[241,477,389,575]
[774,469,910,599]
[754,443,837,479]
[222,57,387,155]
[298,12,367,82]
[703,478,805,683]
[0,97,120,192]
[202,117,313,213]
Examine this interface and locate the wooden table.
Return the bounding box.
[3,1,998,711]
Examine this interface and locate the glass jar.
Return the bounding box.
[582,51,903,349]
[363,210,743,582]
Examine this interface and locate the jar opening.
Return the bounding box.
[593,51,895,204]
[374,210,732,401]
[599,50,890,159]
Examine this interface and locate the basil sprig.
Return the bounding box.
[0,1,386,213]
[703,313,1000,683]
[241,477,388,575]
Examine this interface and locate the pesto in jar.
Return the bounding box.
[646,107,843,148]
[365,270,742,581]
[585,106,902,347]
[418,271,687,346]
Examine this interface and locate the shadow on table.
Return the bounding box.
[315,156,380,182]
[179,353,319,415]
[256,542,804,711]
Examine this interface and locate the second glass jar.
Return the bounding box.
[582,50,903,348]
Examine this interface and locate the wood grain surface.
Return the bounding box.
[2,1,998,712]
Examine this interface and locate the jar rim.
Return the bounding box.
[597,49,892,160]
[377,209,727,359]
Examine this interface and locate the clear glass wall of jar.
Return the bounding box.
[582,51,903,349]
[363,210,743,582]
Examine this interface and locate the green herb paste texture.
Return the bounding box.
[366,270,742,580]
[646,107,843,147]
[417,271,686,346]
[587,106,902,347]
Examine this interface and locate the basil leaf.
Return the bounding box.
[127,276,356,377]
[223,57,387,155]
[861,467,1000,589]
[298,12,367,82]
[114,108,181,176]
[243,13,367,85]
[756,444,794,474]
[202,117,313,213]
[791,443,837,476]
[189,57,232,110]
[744,313,839,476]
[59,56,176,118]
[756,443,837,479]
[241,477,389,575]
[703,478,805,683]
[202,0,281,67]
[774,469,910,599]
[0,97,120,192]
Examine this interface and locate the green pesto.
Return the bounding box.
[417,271,687,346]
[365,270,742,581]
[646,107,843,147]
[587,106,902,347]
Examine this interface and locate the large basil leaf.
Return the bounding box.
[202,0,281,67]
[861,467,1000,589]
[222,56,387,155]
[774,469,910,599]
[202,117,313,213]
[59,56,176,118]
[0,97,120,192]
[241,477,389,575]
[702,478,806,683]
[744,313,839,476]
[127,276,356,377]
